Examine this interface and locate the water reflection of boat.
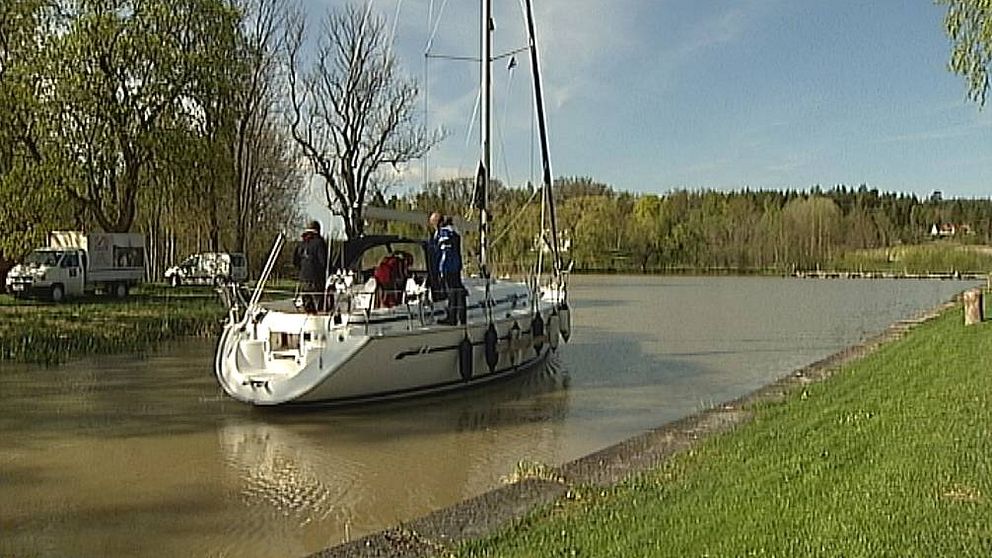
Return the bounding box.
[216,360,570,547]
[213,0,571,406]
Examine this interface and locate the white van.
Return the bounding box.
[164,252,248,286]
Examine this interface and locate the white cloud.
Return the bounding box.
[535,0,641,107]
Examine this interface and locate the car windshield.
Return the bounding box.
[24,250,63,266]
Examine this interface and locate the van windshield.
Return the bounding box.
[24,250,63,266]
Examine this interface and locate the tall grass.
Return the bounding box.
[0,285,225,365]
[833,243,992,274]
[456,305,992,557]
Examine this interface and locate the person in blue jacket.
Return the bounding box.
[429,212,466,325]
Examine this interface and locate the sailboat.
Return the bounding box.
[214,0,570,406]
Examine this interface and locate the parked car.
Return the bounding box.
[5,231,146,301]
[164,252,247,287]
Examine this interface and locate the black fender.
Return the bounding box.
[484,323,499,372]
[459,335,473,381]
[558,301,571,343]
[531,314,545,354]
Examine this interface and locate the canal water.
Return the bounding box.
[0,276,976,557]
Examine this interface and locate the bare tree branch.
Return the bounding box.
[284,3,441,239]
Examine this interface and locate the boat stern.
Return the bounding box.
[215,311,369,405]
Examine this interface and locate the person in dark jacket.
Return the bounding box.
[292,220,328,313]
[435,215,466,325]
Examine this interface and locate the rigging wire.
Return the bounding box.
[510,0,544,287]
[387,0,405,58]
[465,90,481,151]
[423,0,433,192]
[513,0,536,188]
[489,184,540,247]
[493,57,517,193]
[425,0,450,53]
[419,0,537,241]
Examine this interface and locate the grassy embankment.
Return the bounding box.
[456,300,992,557]
[0,284,226,365]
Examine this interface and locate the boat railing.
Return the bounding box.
[275,278,440,329]
[234,269,556,334]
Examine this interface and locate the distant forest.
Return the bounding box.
[376,177,992,275]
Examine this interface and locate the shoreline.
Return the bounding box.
[312,297,961,558]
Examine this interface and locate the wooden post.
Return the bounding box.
[964,288,984,326]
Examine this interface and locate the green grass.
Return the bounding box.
[455,305,992,557]
[0,283,225,365]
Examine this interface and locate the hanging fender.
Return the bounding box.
[531,314,545,354]
[459,335,473,381]
[558,301,571,343]
[508,322,521,365]
[484,323,499,372]
[547,311,560,351]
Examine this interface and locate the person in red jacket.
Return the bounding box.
[374,251,412,308]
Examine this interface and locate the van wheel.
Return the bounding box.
[113,282,129,298]
[50,284,65,303]
[170,275,181,287]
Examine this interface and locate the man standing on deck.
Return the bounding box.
[434,214,466,325]
[293,220,328,313]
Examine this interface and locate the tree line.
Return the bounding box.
[375,178,992,275]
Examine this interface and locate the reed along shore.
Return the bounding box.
[0,286,225,365]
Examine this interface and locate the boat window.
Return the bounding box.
[360,245,392,272]
[269,332,300,351]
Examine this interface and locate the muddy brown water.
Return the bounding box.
[0,275,978,557]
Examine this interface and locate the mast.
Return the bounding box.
[478,0,492,276]
[523,0,560,274]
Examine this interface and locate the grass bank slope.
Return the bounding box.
[0,285,224,365]
[457,306,992,557]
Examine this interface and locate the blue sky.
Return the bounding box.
[301,0,992,210]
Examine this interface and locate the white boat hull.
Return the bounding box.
[215,278,564,406]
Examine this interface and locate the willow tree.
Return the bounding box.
[46,0,242,233]
[942,0,992,105]
[0,1,69,263]
[286,3,439,239]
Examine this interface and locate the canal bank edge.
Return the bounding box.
[310,296,964,558]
